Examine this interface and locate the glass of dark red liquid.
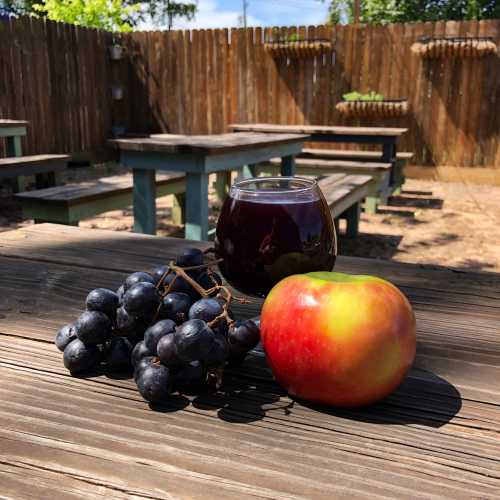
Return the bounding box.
[215,177,337,297]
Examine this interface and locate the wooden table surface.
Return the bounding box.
[110,132,309,240]
[230,124,408,137]
[0,119,29,128]
[109,132,310,155]
[0,224,499,499]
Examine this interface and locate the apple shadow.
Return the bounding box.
[192,346,462,427]
[296,369,462,428]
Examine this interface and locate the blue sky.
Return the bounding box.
[172,0,330,29]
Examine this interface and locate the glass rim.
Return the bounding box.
[232,176,317,196]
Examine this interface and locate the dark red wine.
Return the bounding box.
[215,196,336,297]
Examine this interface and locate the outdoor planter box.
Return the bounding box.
[336,99,409,118]
[411,37,497,59]
[264,39,332,59]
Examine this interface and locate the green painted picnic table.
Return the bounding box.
[109,132,309,241]
[0,119,28,157]
[0,119,29,191]
[230,123,407,169]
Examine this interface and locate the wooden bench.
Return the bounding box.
[317,173,372,237]
[0,154,70,189]
[15,172,186,226]
[300,148,413,195]
[262,157,391,213]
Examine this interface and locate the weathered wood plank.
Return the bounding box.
[231,124,408,136]
[111,132,309,155]
[0,224,499,498]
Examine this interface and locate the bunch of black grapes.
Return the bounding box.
[55,248,260,404]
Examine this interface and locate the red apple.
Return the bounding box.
[260,272,416,407]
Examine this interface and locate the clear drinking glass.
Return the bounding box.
[215,176,337,297]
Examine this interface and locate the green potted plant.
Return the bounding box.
[336,91,409,118]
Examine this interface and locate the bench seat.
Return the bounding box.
[261,158,391,213]
[0,154,70,189]
[317,173,372,237]
[16,172,186,226]
[300,148,413,161]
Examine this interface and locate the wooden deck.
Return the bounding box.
[0,224,499,499]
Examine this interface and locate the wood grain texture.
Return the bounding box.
[0,224,499,498]
[0,120,29,128]
[231,124,408,136]
[270,157,391,171]
[15,172,184,205]
[110,132,309,154]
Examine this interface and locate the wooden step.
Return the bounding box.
[300,148,414,161]
[269,157,391,171]
[0,154,70,179]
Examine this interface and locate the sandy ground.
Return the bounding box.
[1,166,499,273]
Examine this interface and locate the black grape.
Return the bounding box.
[131,340,153,367]
[117,285,125,305]
[75,310,112,346]
[188,298,223,323]
[85,288,119,320]
[174,319,215,362]
[136,364,173,403]
[151,265,170,285]
[161,292,192,324]
[175,361,205,393]
[124,271,155,291]
[157,333,184,368]
[105,337,133,370]
[203,333,230,367]
[144,319,176,355]
[196,270,222,296]
[123,282,160,317]
[133,355,156,381]
[228,320,260,354]
[176,247,204,268]
[163,272,199,299]
[55,324,77,352]
[63,339,100,374]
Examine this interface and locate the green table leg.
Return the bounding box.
[214,171,232,204]
[172,192,186,225]
[281,155,296,176]
[236,164,257,182]
[345,202,361,238]
[6,136,28,192]
[185,173,209,241]
[133,168,157,235]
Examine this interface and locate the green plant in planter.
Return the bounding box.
[343,91,385,101]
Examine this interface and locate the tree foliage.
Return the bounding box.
[0,0,197,31]
[327,0,500,24]
[32,0,139,32]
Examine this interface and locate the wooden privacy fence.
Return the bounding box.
[126,20,500,168]
[0,17,118,160]
[0,17,499,167]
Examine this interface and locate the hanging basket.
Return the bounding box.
[264,39,332,59]
[336,99,409,118]
[411,37,497,59]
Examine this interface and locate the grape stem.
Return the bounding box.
[152,261,252,327]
